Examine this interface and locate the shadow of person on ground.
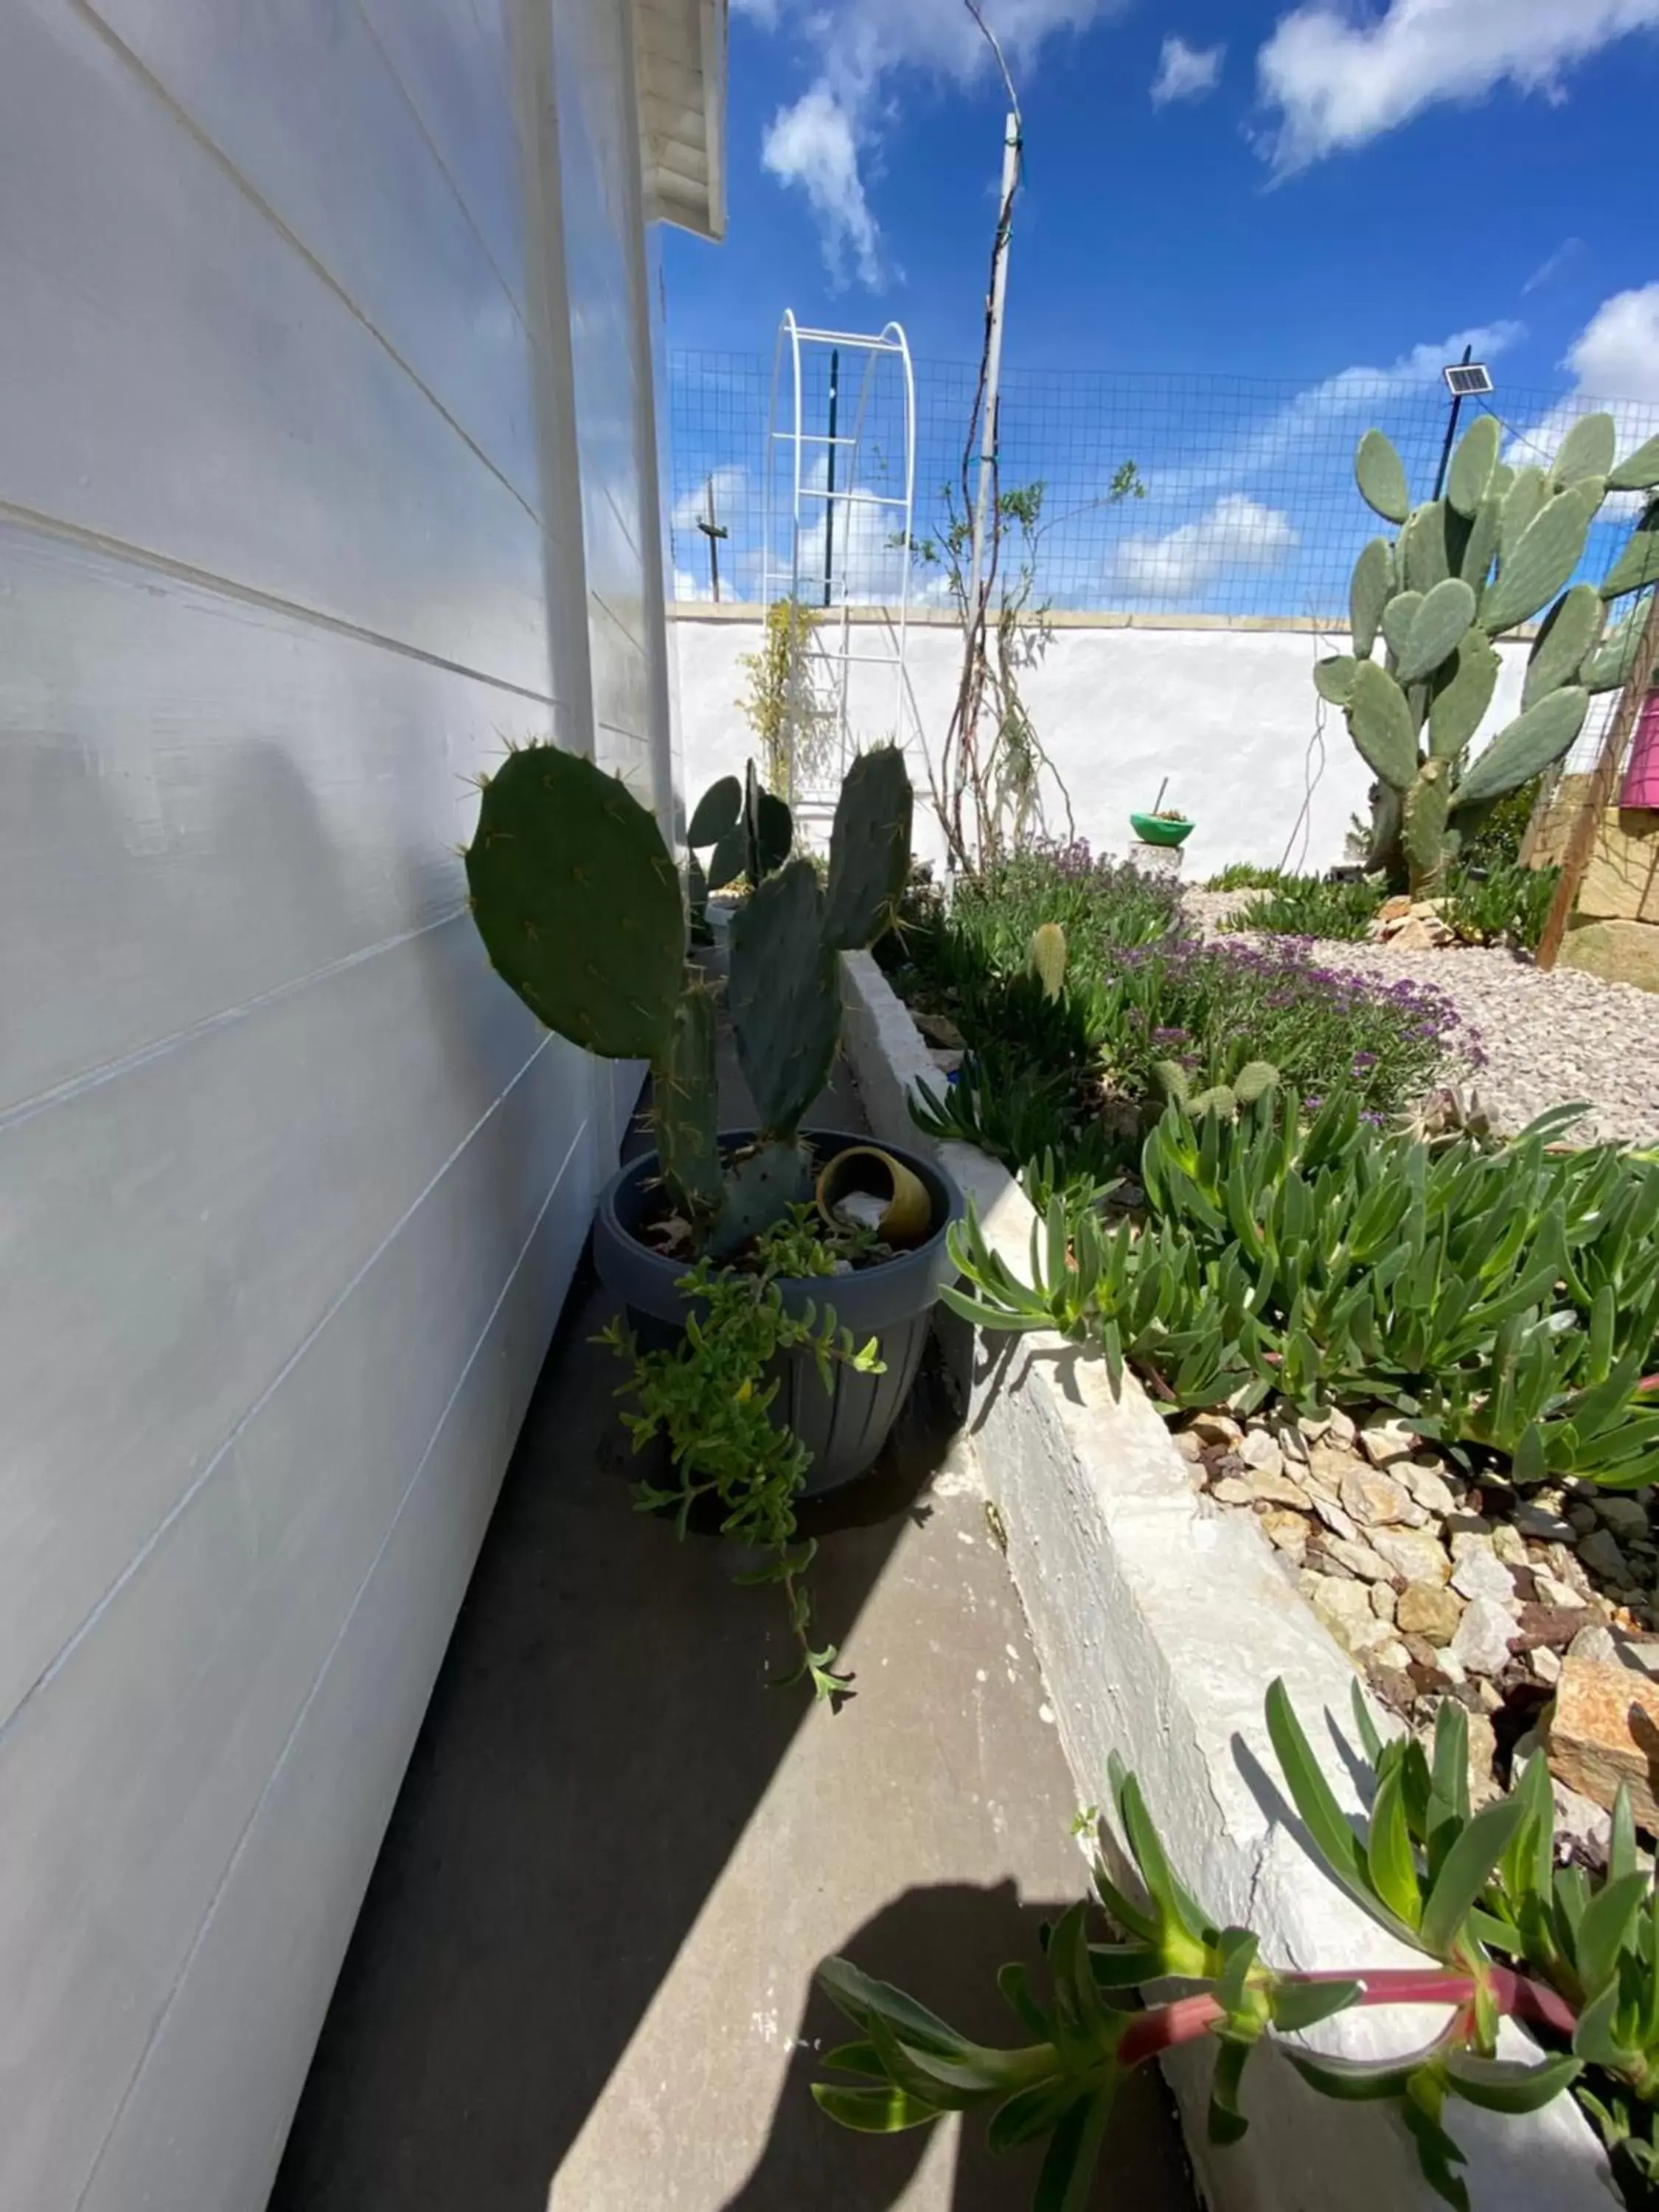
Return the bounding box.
[723,1880,1194,2212]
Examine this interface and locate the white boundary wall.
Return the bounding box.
[674,610,1532,877]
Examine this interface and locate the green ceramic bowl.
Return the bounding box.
[1130,812,1195,849]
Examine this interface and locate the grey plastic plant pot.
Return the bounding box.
[593,1130,964,1494]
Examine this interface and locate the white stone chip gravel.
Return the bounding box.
[1181,889,1659,1149]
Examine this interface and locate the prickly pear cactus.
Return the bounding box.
[728,858,841,1139]
[688,762,793,891]
[464,745,684,1060]
[821,744,914,950]
[1326,414,1659,892]
[652,984,723,1220]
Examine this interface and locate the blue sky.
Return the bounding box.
[661,2,1659,611]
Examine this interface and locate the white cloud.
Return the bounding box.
[672,565,714,604]
[1152,322,1523,503]
[1151,35,1225,105]
[748,2,1126,285]
[762,88,880,288]
[1256,0,1659,173]
[1113,495,1298,598]
[1506,285,1659,497]
[670,464,747,535]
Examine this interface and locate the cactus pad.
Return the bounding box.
[651,985,723,1220]
[1380,588,1423,664]
[1346,661,1419,791]
[1396,577,1476,684]
[1609,435,1659,493]
[1349,538,1394,658]
[1446,416,1500,519]
[1601,518,1659,602]
[1451,687,1590,815]
[1583,607,1648,693]
[1428,636,1500,759]
[1498,467,1548,563]
[464,744,683,1061]
[1029,922,1067,1001]
[729,858,840,1138]
[688,776,742,848]
[1523,583,1603,711]
[709,1141,813,1257]
[1403,761,1451,889]
[1314,655,1358,704]
[1481,487,1592,635]
[1355,430,1409,524]
[823,745,914,950]
[1551,411,1615,489]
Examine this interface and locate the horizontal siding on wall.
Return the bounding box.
[0,0,654,2202]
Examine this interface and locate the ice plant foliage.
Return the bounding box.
[813,1680,1659,2211]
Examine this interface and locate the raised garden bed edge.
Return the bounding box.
[838,947,1610,2212]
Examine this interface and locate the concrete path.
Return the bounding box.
[271,1038,1195,2211]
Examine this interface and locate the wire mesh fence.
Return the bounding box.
[666,349,1659,624]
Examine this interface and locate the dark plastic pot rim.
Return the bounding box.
[593,1127,963,1333]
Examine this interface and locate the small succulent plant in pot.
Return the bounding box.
[463,740,961,1697]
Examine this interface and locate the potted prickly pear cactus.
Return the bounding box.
[1321,412,1659,894]
[464,742,961,1693]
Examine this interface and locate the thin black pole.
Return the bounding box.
[696,473,727,603]
[1432,343,1473,502]
[823,347,839,608]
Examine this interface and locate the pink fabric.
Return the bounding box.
[1622,687,1659,808]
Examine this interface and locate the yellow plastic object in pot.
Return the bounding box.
[815,1144,933,1248]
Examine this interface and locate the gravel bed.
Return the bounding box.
[1180,889,1659,1148]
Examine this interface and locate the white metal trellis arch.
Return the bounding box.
[762,311,917,832]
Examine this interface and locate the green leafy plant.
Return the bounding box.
[465,742,912,1256]
[1326,415,1659,894]
[1206,862,1288,892]
[737,597,828,798]
[1152,1046,1281,1121]
[943,1087,1659,1482]
[1224,873,1384,943]
[597,1207,884,1702]
[813,1677,1654,2211]
[1444,860,1561,952]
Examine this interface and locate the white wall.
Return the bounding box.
[0,4,672,2207]
[673,613,1531,877]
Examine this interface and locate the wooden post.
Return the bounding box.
[1535,588,1659,970]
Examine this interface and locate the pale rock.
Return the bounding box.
[1368,1525,1451,1586]
[1568,1623,1619,1665]
[1212,1478,1253,1506]
[1277,1420,1310,1465]
[1531,1646,1563,1686]
[1359,1420,1418,1469]
[1397,1583,1462,1643]
[1297,1411,1333,1444]
[1444,1512,1492,1542]
[1239,1427,1283,1475]
[1451,1547,1517,1607]
[1551,1778,1613,1857]
[1450,1531,1496,1566]
[1596,1495,1651,1541]
[1533,1570,1587,1612]
[1308,1575,1380,1655]
[1544,1540,1593,1596]
[1490,1525,1529,1568]
[1402,1464,1458,1516]
[1306,1442,1355,1494]
[1259,1510,1309,1565]
[1475,1680,1503,1717]
[1192,1411,1242,1447]
[1450,1595,1520,1675]
[1340,1466,1416,1528]
[1546,1657,1659,1828]
[1615,1635,1659,1683]
[1579,1528,1634,1586]
[1310,1494,1359,1543]
[1321,1536,1394,1583]
[1172,1428,1204,1465]
[1250,1470,1315,1511]
[1372,1638,1412,1672]
[1327,1406,1357,1447]
[1371,1582,1398,1624]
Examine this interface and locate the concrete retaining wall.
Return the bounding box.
[838,949,1610,2212]
[677,612,1532,879]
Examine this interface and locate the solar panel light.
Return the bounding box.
[1443,361,1494,397]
